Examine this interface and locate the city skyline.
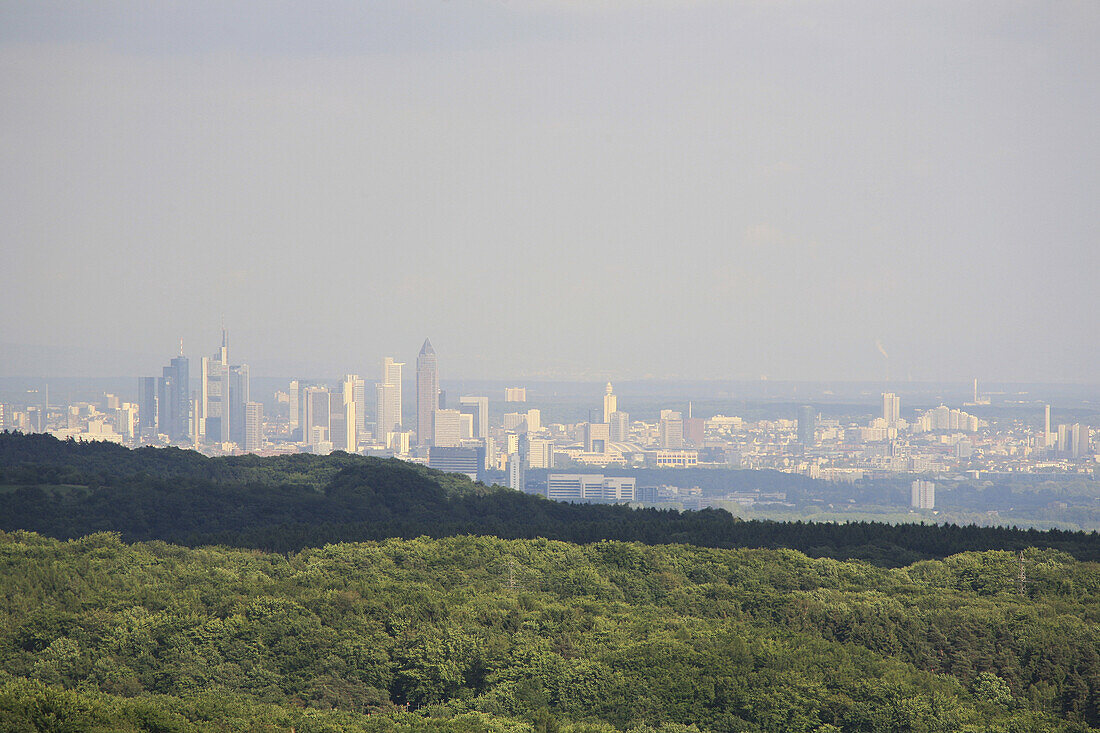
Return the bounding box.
[2,2,1098,383]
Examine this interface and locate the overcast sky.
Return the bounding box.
[1,1,1097,382]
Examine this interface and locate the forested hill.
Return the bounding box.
[1,532,1099,731]
[2,432,1099,566]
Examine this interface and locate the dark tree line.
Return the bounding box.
[2,432,1098,566]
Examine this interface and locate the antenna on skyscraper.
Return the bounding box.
[179,338,184,356]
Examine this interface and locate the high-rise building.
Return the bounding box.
[375,358,404,443]
[201,330,230,443]
[504,387,526,402]
[526,409,541,433]
[609,411,629,442]
[882,393,900,427]
[342,374,366,439]
[503,412,526,431]
[228,364,249,446]
[506,453,525,492]
[330,385,357,453]
[659,410,684,449]
[584,422,611,453]
[603,382,617,424]
[153,355,190,442]
[459,395,489,439]
[288,379,301,434]
[244,401,263,451]
[528,438,554,469]
[302,385,331,447]
[416,339,439,445]
[138,376,158,437]
[432,408,462,448]
[911,480,935,510]
[797,405,816,446]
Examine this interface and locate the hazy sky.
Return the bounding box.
[2,1,1097,382]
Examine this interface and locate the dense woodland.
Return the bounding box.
[2,531,1099,732]
[2,433,1099,566]
[2,432,1100,731]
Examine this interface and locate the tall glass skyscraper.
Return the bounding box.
[416,339,439,446]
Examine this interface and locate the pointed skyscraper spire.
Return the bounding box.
[416,338,439,446]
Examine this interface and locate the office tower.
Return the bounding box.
[156,377,170,436]
[584,422,611,453]
[228,364,249,446]
[503,412,526,431]
[201,330,230,443]
[289,380,300,433]
[416,339,439,446]
[375,358,404,443]
[973,379,979,404]
[1044,404,1052,446]
[603,382,617,424]
[658,410,684,449]
[330,387,357,453]
[459,395,489,439]
[526,409,541,433]
[797,405,816,445]
[116,403,137,440]
[244,401,263,451]
[504,387,527,402]
[882,393,900,427]
[1076,425,1091,459]
[911,480,935,510]
[459,412,475,439]
[432,408,462,448]
[609,411,629,442]
[154,355,190,442]
[341,374,366,439]
[138,377,158,437]
[507,453,525,492]
[302,385,331,447]
[527,438,554,469]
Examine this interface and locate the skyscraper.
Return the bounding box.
[432,408,462,448]
[659,410,684,449]
[244,401,263,451]
[138,376,157,438]
[331,384,357,453]
[201,330,230,443]
[345,374,367,439]
[882,393,900,427]
[603,382,617,424]
[416,339,439,446]
[228,363,249,446]
[609,410,629,442]
[302,385,331,447]
[155,354,190,442]
[375,357,404,443]
[797,405,816,446]
[459,395,489,439]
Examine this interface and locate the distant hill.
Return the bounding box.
[2,432,1098,566]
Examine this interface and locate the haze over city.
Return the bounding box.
[2,1,1098,382]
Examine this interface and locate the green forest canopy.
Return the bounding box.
[1,531,1099,732]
